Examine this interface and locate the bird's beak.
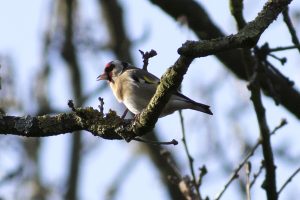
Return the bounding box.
[96,73,108,81]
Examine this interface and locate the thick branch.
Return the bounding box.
[178,0,292,57]
[249,80,277,200]
[151,0,300,120]
[0,108,123,140]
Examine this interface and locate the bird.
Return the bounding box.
[97,60,213,117]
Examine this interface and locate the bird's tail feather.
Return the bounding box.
[174,92,213,115]
[190,101,213,115]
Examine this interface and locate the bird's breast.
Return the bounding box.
[110,81,123,102]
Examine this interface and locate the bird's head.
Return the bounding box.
[97,60,129,82]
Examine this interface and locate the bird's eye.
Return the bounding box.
[121,62,129,69]
[105,63,115,72]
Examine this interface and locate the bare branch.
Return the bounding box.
[267,44,300,53]
[121,109,129,119]
[197,166,207,190]
[215,142,258,200]
[245,162,251,200]
[0,107,124,140]
[179,111,202,200]
[270,119,287,135]
[139,49,158,71]
[98,97,105,114]
[215,119,286,199]
[282,7,300,53]
[133,137,178,146]
[152,0,300,120]
[230,0,246,30]
[278,166,300,196]
[250,160,265,188]
[178,0,293,57]
[247,54,277,200]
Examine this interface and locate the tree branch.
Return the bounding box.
[151,0,300,120]
[282,7,300,53]
[0,108,123,139]
[278,166,300,196]
[248,75,277,200]
[178,1,292,57]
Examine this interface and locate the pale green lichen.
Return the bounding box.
[38,114,62,133]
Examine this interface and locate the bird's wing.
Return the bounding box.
[128,69,160,85]
[122,69,158,103]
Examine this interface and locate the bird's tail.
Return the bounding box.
[174,92,213,115]
[190,101,213,115]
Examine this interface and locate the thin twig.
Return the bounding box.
[267,44,300,53]
[250,160,265,188]
[282,7,300,53]
[197,165,208,189]
[268,54,287,65]
[139,49,157,71]
[179,110,202,200]
[215,119,286,200]
[270,119,287,136]
[245,162,251,200]
[68,100,76,112]
[121,109,129,119]
[133,137,178,146]
[98,97,104,114]
[278,166,300,196]
[214,143,257,200]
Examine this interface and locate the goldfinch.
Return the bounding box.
[97,60,213,117]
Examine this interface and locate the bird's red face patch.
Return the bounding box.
[104,62,115,82]
[105,61,112,69]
